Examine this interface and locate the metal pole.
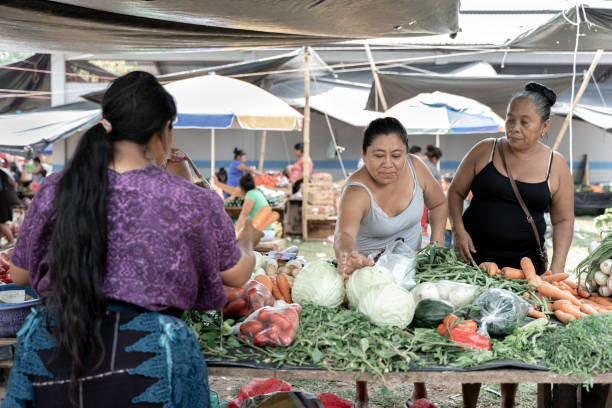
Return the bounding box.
[435,134,441,172]
[301,51,311,240]
[258,130,267,172]
[364,44,388,111]
[211,128,216,186]
[323,113,347,179]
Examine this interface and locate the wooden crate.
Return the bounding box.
[306,218,336,240]
[254,238,286,253]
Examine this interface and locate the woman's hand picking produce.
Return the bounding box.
[337,250,374,276]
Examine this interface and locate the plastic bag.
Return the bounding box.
[373,239,417,289]
[230,303,301,347]
[411,280,479,308]
[239,392,325,408]
[317,393,354,408]
[227,378,292,408]
[222,280,275,319]
[468,288,531,337]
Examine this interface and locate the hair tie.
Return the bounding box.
[100,119,112,134]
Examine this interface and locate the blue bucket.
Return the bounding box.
[0,284,40,337]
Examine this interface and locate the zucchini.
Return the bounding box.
[412,299,454,328]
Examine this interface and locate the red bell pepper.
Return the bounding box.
[437,324,491,350]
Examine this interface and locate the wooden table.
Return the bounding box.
[208,366,612,407]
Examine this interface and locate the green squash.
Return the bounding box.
[412,299,454,328]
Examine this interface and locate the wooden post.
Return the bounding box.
[355,380,369,408]
[258,130,267,172]
[365,44,388,111]
[537,384,551,408]
[210,128,216,187]
[552,49,604,151]
[301,51,311,240]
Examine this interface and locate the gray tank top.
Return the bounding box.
[344,158,424,256]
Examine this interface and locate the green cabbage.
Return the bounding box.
[358,283,416,328]
[292,261,345,308]
[346,265,395,309]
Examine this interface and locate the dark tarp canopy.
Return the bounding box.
[506,5,612,51]
[0,0,459,54]
[0,101,100,157]
[0,54,50,114]
[365,70,579,115]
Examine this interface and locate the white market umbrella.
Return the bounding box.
[164,74,303,179]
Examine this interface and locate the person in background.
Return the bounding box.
[0,159,17,247]
[448,82,577,408]
[227,148,259,198]
[5,71,261,407]
[409,145,423,157]
[214,173,276,242]
[30,157,47,182]
[286,142,313,194]
[216,167,228,184]
[441,173,455,248]
[424,145,442,180]
[9,162,21,188]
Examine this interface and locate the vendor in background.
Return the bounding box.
[29,157,47,182]
[227,148,259,198]
[0,159,17,247]
[334,117,447,405]
[214,173,276,242]
[448,82,575,408]
[286,142,312,194]
[409,145,423,158]
[424,145,442,180]
[216,167,228,184]
[5,71,261,407]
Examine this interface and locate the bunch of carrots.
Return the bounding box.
[254,273,292,304]
[479,258,612,324]
[236,206,279,239]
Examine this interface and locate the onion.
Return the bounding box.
[594,271,609,287]
[600,259,612,275]
[588,241,600,254]
[608,275,612,292]
[599,285,612,297]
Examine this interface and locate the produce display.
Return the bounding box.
[222,281,274,319]
[0,248,14,284]
[185,240,612,384]
[225,197,245,208]
[576,233,612,297]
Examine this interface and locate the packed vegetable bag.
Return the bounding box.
[222,280,275,319]
[231,303,301,347]
[227,378,292,408]
[468,288,531,337]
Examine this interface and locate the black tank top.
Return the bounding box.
[463,139,553,270]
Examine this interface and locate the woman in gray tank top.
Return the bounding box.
[334,117,447,276]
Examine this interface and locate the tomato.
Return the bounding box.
[257,308,273,323]
[265,324,281,344]
[224,298,247,316]
[279,329,295,346]
[269,313,291,331]
[239,320,265,336]
[225,287,247,302]
[289,303,301,315]
[253,332,268,347]
[283,308,299,326]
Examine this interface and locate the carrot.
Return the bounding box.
[543,270,552,276]
[528,309,547,319]
[579,302,599,315]
[590,296,612,307]
[251,206,272,230]
[553,300,585,319]
[554,310,575,325]
[254,275,274,293]
[523,292,531,300]
[542,273,570,283]
[557,281,578,297]
[479,262,499,277]
[501,267,525,280]
[564,280,578,289]
[276,273,292,303]
[270,278,284,301]
[538,282,581,306]
[520,257,540,286]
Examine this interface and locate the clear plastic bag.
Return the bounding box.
[373,239,417,290]
[222,280,275,319]
[230,303,301,347]
[411,280,479,308]
[469,288,531,337]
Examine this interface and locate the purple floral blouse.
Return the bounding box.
[12,165,241,311]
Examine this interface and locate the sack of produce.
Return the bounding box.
[357,283,415,328]
[411,280,479,309]
[222,280,275,319]
[374,239,417,289]
[345,265,395,309]
[468,288,531,337]
[227,378,292,408]
[292,261,345,308]
[231,303,301,347]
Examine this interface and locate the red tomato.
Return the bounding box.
[253,332,268,347]
[240,320,265,336]
[269,313,291,331]
[224,298,247,316]
[257,308,273,323]
[279,329,295,346]
[265,324,281,344]
[225,287,247,303]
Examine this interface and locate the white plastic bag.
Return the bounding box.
[411,280,479,308]
[373,240,417,290]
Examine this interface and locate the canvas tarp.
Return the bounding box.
[0,54,50,114]
[552,80,612,131]
[0,0,459,54]
[506,4,612,51]
[365,71,578,115]
[0,101,100,157]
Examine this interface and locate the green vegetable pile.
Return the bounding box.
[539,314,612,385]
[224,197,245,208]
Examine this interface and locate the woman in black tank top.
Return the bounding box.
[447,83,577,408]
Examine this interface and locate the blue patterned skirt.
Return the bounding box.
[2,305,211,408]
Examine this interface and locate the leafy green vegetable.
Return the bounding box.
[357,283,415,328]
[292,261,345,308]
[346,265,395,309]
